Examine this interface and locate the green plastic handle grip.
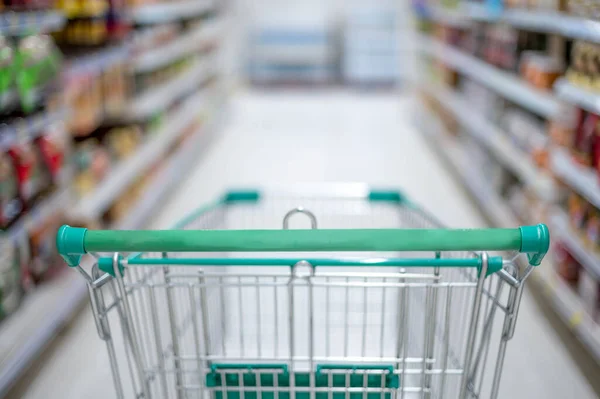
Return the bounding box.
[56,224,549,267]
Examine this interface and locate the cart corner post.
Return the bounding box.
[519,223,550,266]
[56,225,88,267]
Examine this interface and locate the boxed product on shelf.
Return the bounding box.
[132,56,193,95]
[26,209,66,284]
[16,35,62,113]
[520,51,563,90]
[55,0,130,46]
[502,108,550,167]
[36,120,70,186]
[131,23,179,56]
[484,25,519,72]
[7,137,52,207]
[65,58,129,135]
[0,238,24,321]
[554,242,581,285]
[0,151,25,229]
[72,138,110,196]
[460,78,503,122]
[579,267,600,322]
[566,41,600,91]
[0,34,62,115]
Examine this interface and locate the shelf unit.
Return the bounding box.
[72,91,210,221]
[0,102,223,397]
[133,20,221,73]
[128,0,214,24]
[555,78,600,114]
[551,148,600,209]
[420,81,557,201]
[418,34,562,119]
[0,108,69,152]
[532,259,600,362]
[428,4,600,43]
[115,102,222,229]
[0,2,225,395]
[416,2,600,366]
[418,104,521,228]
[551,211,600,279]
[0,11,65,35]
[124,57,213,120]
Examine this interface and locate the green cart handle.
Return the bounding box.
[56,224,549,267]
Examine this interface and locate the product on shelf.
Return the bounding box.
[55,0,130,45]
[66,58,129,135]
[7,138,50,206]
[73,138,110,196]
[0,36,14,103]
[573,109,598,166]
[16,35,62,113]
[0,239,24,321]
[579,268,600,322]
[503,108,550,167]
[554,242,581,285]
[566,41,600,91]
[36,121,70,186]
[131,23,179,56]
[520,51,563,90]
[0,151,24,228]
[104,125,142,160]
[568,192,589,231]
[27,210,66,284]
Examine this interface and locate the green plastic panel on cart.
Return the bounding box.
[206,364,399,399]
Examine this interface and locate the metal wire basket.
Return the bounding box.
[57,185,549,399]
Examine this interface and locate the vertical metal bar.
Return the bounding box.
[109,278,140,396]
[490,282,521,399]
[326,276,331,358]
[399,279,409,399]
[199,271,212,399]
[474,278,503,396]
[379,278,387,359]
[422,267,440,399]
[149,286,169,398]
[458,253,489,398]
[220,277,227,356]
[438,286,452,399]
[361,280,368,357]
[362,371,368,399]
[288,279,296,399]
[256,369,262,399]
[328,371,333,399]
[90,275,125,399]
[256,276,262,358]
[239,276,245,357]
[274,369,280,399]
[345,372,350,399]
[344,276,350,357]
[240,369,246,399]
[113,254,151,398]
[220,370,227,399]
[189,285,204,395]
[163,261,184,399]
[308,275,316,399]
[274,277,279,359]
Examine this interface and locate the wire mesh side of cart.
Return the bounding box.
[83,193,527,399]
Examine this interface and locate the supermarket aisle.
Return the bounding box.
[16,90,596,398]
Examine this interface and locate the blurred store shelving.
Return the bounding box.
[413,0,600,365]
[0,0,226,395]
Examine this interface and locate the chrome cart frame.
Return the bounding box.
[57,184,549,399]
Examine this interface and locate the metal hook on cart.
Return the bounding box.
[282,207,318,229]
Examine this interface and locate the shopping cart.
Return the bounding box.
[56,185,549,399]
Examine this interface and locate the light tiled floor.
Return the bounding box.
[17,90,595,398]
